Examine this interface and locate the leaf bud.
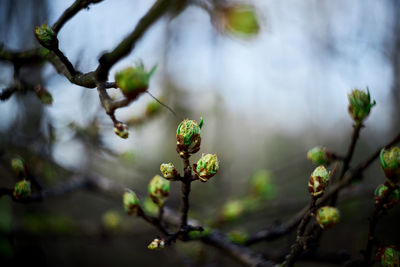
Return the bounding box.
[148,238,165,250]
[114,122,129,139]
[115,63,157,100]
[160,163,179,180]
[194,153,219,182]
[11,157,26,177]
[307,146,333,165]
[34,24,58,49]
[13,180,31,200]
[377,246,400,267]
[308,166,330,197]
[316,206,340,229]
[34,85,53,105]
[374,184,399,208]
[102,210,122,231]
[217,4,260,38]
[148,175,170,206]
[176,118,203,156]
[380,147,400,183]
[348,88,376,123]
[221,200,244,221]
[123,190,140,215]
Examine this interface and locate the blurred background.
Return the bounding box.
[0,0,399,266]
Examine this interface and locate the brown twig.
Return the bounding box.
[362,182,398,266]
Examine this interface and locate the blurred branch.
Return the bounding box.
[52,0,104,33]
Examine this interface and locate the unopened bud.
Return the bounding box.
[176,118,203,156]
[11,157,25,177]
[160,163,179,180]
[195,153,219,182]
[34,24,58,48]
[307,146,333,165]
[148,175,170,206]
[374,184,399,208]
[380,147,400,183]
[115,63,157,100]
[13,180,31,200]
[218,4,260,38]
[308,166,330,197]
[348,88,376,123]
[145,101,161,116]
[250,169,276,199]
[227,230,248,244]
[114,122,129,139]
[123,190,140,215]
[316,206,340,229]
[102,210,122,231]
[148,238,165,250]
[377,246,400,267]
[34,85,53,105]
[222,200,244,221]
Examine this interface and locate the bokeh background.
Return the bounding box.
[0,0,399,266]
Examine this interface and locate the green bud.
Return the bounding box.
[11,157,25,177]
[145,100,161,116]
[316,206,340,229]
[160,163,179,180]
[114,122,129,139]
[148,238,165,250]
[142,197,159,216]
[377,246,400,267]
[348,88,376,123]
[195,153,219,182]
[115,63,157,99]
[222,200,244,221]
[34,24,58,48]
[308,166,330,197]
[227,230,248,244]
[250,169,276,199]
[148,175,170,206]
[102,210,122,231]
[123,190,140,215]
[374,184,399,208]
[307,146,332,165]
[188,227,212,240]
[176,118,203,156]
[380,147,400,183]
[219,4,260,37]
[34,85,53,105]
[13,180,31,200]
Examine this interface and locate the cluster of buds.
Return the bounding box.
[377,246,400,267]
[380,147,400,184]
[160,163,179,180]
[307,146,333,165]
[114,122,129,139]
[148,175,170,206]
[123,190,140,215]
[316,206,340,229]
[374,184,399,208]
[308,166,330,197]
[176,118,203,157]
[115,63,157,100]
[147,238,165,250]
[13,180,31,200]
[34,24,58,49]
[348,88,376,123]
[194,153,219,182]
